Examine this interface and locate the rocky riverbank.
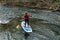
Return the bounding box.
[1,1,60,12]
[0,0,60,12]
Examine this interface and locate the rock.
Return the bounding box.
[0,20,10,24]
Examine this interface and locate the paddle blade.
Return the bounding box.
[16,25,19,29]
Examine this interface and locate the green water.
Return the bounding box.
[0,5,60,40]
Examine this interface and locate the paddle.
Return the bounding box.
[16,24,20,29]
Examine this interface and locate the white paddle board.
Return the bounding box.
[21,21,32,32]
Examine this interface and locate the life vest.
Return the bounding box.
[24,13,30,20]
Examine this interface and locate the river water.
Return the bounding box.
[0,5,60,40]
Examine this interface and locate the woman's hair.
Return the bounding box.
[25,13,28,14]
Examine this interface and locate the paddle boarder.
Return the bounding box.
[24,13,30,27]
[22,13,32,39]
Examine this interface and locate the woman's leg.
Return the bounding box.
[25,20,27,27]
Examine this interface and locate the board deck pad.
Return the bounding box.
[21,21,32,32]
